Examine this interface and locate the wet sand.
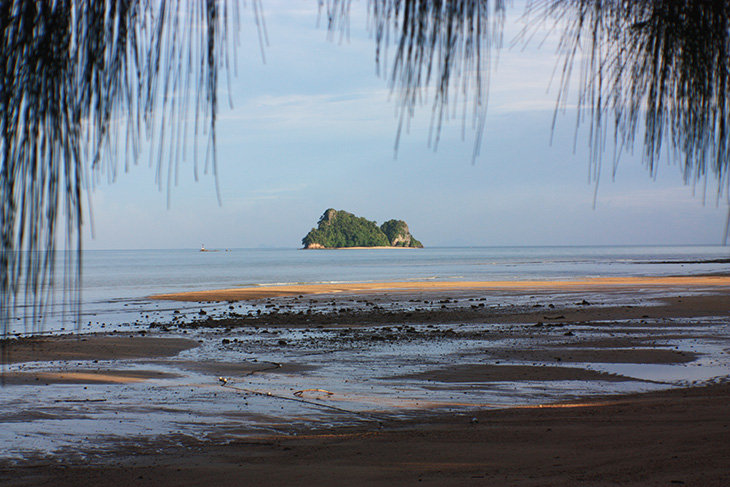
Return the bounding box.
[6,384,728,487]
[2,278,730,486]
[3,335,198,365]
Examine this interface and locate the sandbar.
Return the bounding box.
[149,275,730,302]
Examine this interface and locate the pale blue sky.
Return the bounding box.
[84,1,729,250]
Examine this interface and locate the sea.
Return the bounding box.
[7,245,730,336]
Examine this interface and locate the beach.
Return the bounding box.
[2,277,730,486]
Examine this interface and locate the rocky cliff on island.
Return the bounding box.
[302,209,423,249]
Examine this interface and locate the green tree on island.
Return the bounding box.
[302,209,423,249]
[380,220,423,248]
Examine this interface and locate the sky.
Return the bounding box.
[84,1,730,250]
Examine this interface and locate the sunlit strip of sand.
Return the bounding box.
[149,276,730,302]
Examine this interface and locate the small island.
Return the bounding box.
[302,209,423,249]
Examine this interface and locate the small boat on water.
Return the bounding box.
[201,244,227,252]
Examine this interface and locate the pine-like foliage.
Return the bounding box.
[1,0,254,336]
[524,0,730,212]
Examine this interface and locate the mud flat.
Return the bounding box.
[1,279,729,486]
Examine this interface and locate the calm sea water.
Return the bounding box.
[10,245,730,335]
